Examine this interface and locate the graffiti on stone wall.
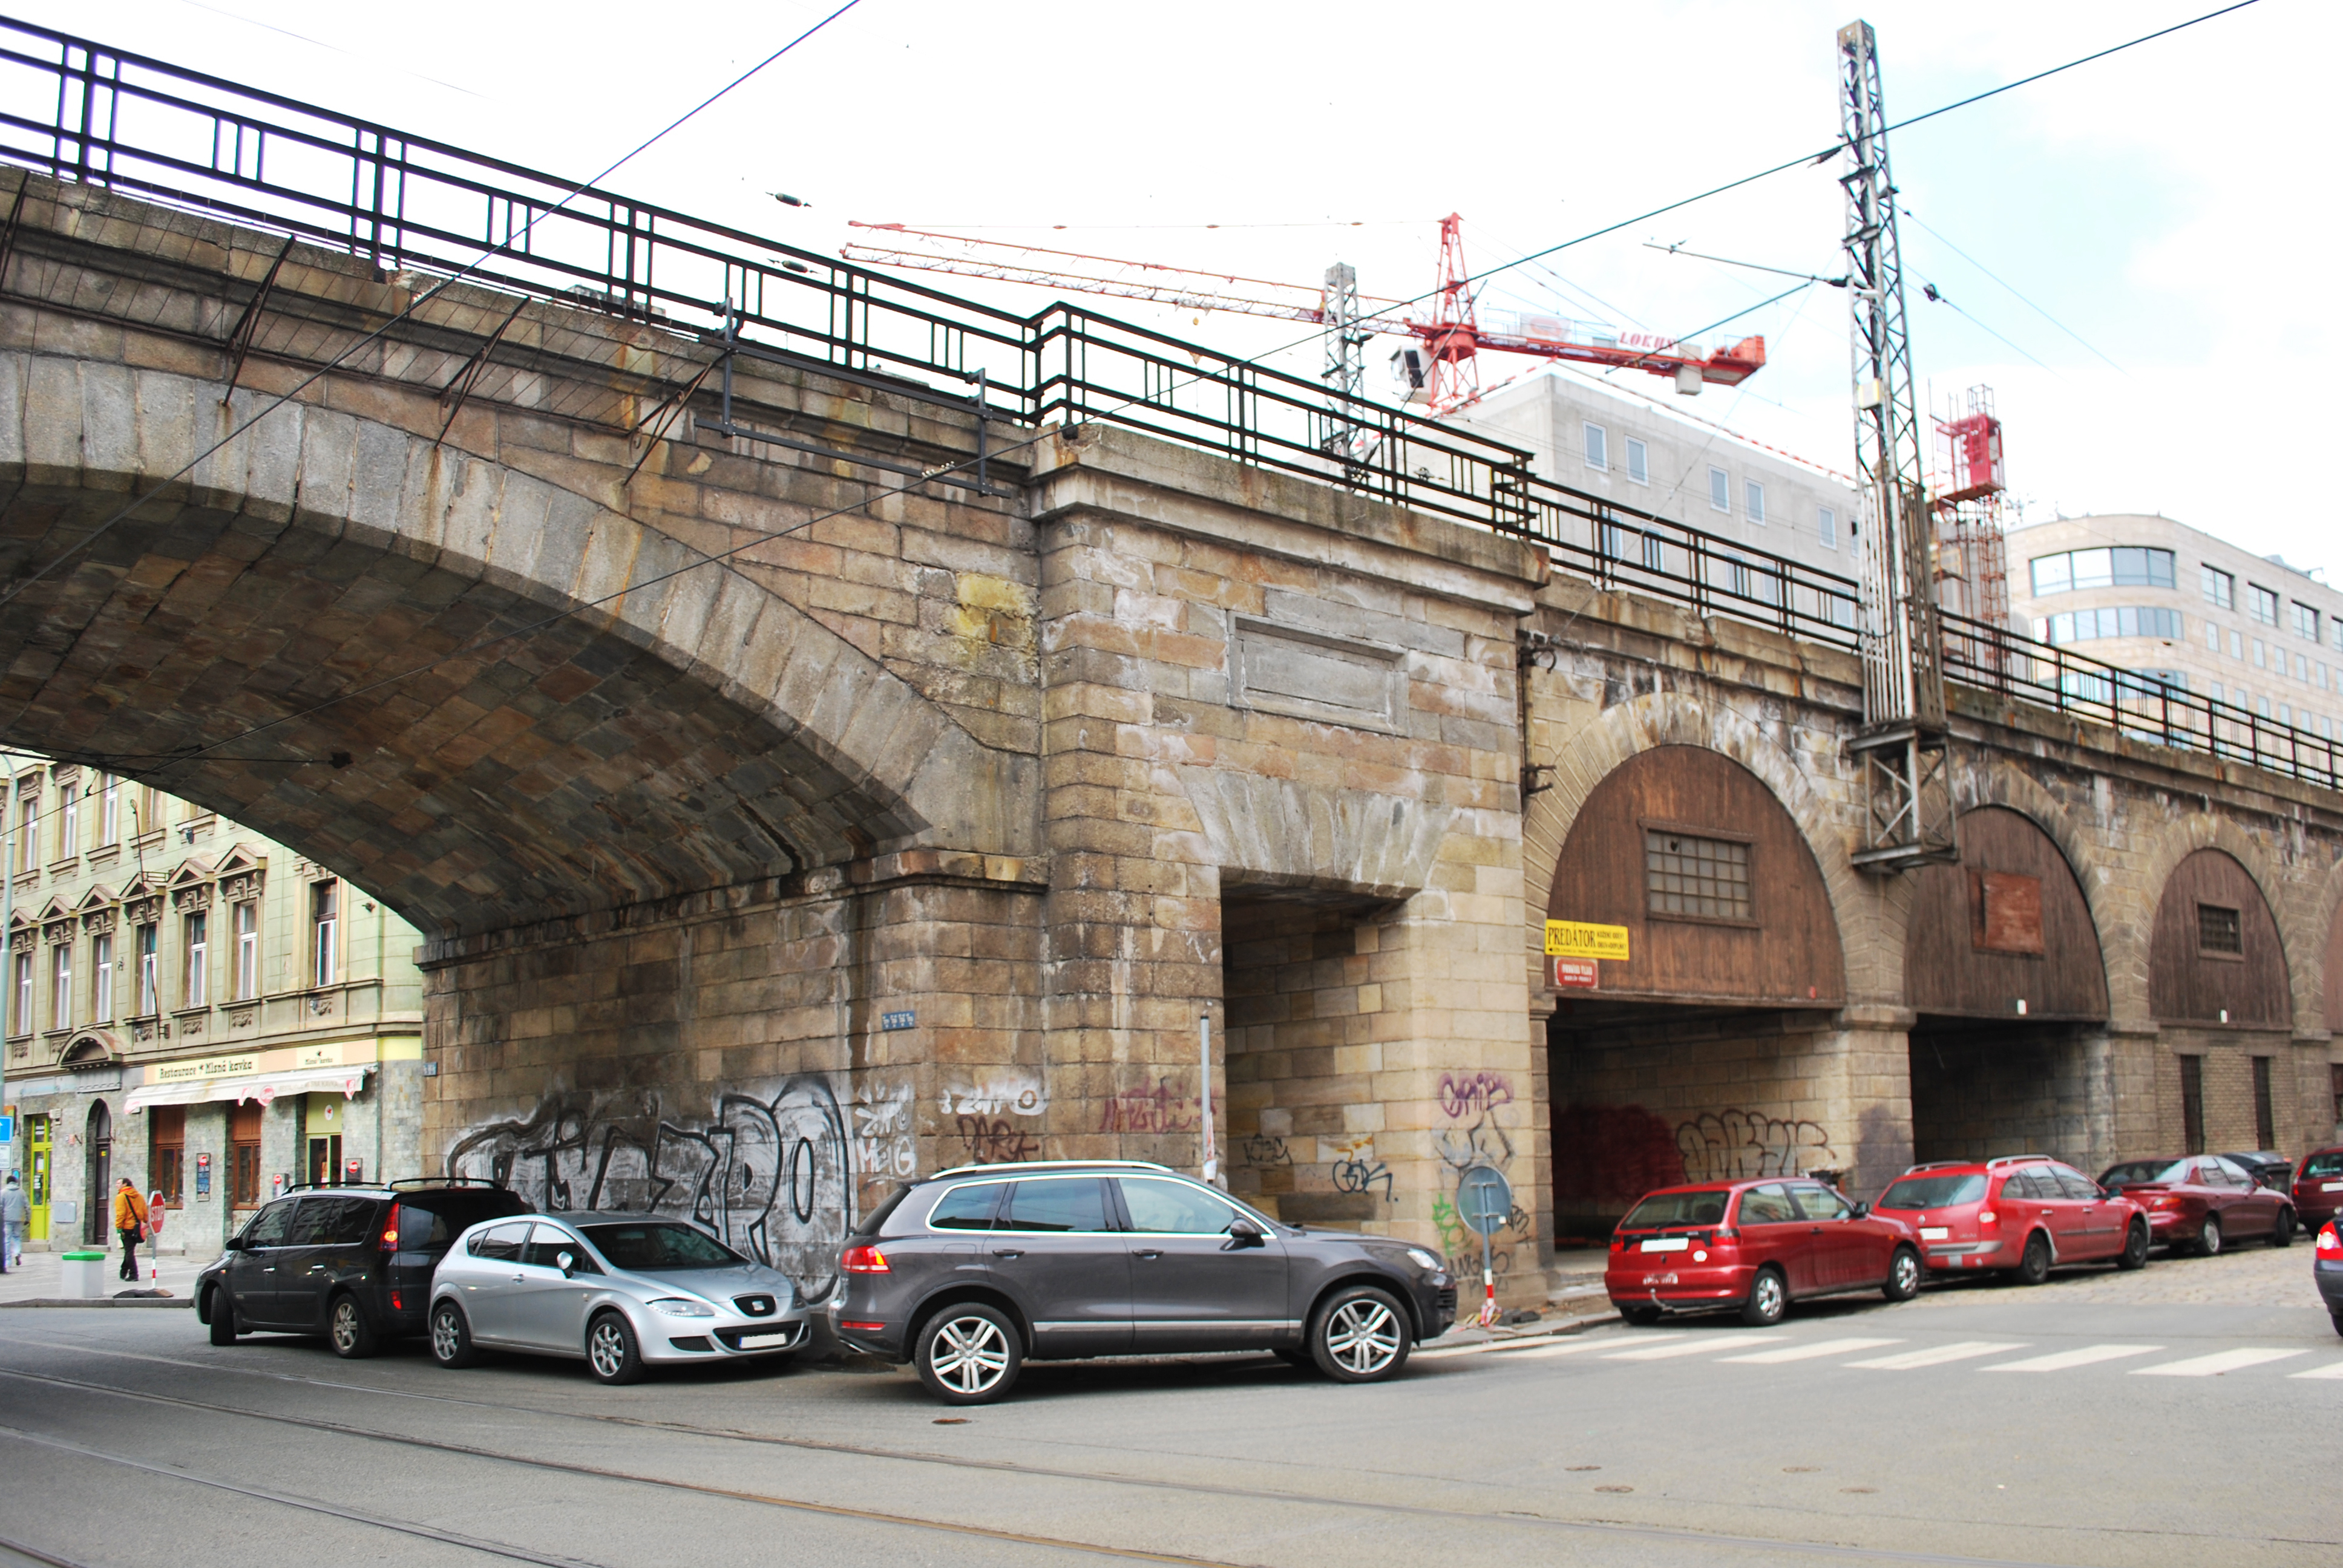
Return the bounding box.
[1239,1134,1292,1168]
[1674,1109,1836,1183]
[939,1072,1046,1119]
[1328,1136,1394,1202]
[1435,1070,1518,1177]
[444,1073,908,1301]
[1098,1077,1200,1135]
[955,1116,1041,1164]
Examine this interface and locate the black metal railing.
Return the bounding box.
[0,18,2333,792]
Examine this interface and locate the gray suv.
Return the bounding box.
[831,1160,1457,1403]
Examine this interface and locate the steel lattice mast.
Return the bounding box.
[1320,261,1369,476]
[1839,18,1956,871]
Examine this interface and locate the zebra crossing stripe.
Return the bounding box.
[2286,1361,2343,1380]
[2132,1348,2307,1377]
[1981,1344,2163,1373]
[1717,1338,1902,1364]
[1491,1339,1614,1361]
[1604,1334,1788,1361]
[1847,1341,2029,1370]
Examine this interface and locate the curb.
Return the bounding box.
[0,1297,192,1308]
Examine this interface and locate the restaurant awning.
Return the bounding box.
[125,1063,373,1113]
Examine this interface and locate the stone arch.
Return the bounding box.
[2149,848,2290,1028]
[0,354,1031,936]
[1941,759,2124,1016]
[2115,809,2296,1030]
[2316,851,2343,1032]
[1902,803,2108,1021]
[1524,688,1871,996]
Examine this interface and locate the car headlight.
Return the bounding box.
[649,1298,716,1318]
[1406,1247,1442,1272]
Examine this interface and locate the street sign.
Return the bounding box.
[1550,957,1599,990]
[1457,1165,1512,1236]
[0,1115,13,1143]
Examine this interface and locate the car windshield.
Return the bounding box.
[2100,1160,2191,1186]
[2302,1152,2343,1178]
[1877,1174,1987,1210]
[1619,1191,1728,1228]
[578,1222,744,1270]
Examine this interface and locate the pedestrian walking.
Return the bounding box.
[1,1172,25,1271]
[112,1177,148,1282]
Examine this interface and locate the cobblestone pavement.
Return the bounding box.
[1907,1233,2325,1310]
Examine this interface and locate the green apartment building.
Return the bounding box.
[1,756,425,1258]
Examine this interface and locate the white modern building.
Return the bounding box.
[2005,514,2343,740]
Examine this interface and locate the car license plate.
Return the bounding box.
[736,1332,793,1350]
[1641,1272,1679,1286]
[2324,1181,2343,1192]
[1639,1237,1690,1252]
[1919,1226,1950,1240]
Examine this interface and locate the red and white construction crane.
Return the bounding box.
[841,214,1768,417]
[1932,384,2014,651]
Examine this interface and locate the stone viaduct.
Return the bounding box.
[4,169,2339,1303]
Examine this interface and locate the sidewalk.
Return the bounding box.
[0,1243,203,1306]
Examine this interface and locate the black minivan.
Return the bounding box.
[197,1178,532,1356]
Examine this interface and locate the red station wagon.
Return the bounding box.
[2099,1154,2297,1254]
[2292,1147,2343,1235]
[1873,1158,2149,1282]
[1607,1178,1922,1328]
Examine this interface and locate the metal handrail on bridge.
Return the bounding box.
[0,18,2332,794]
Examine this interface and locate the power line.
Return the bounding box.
[1904,210,2128,374]
[1916,280,2054,372]
[0,0,865,615]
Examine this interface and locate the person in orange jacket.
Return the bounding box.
[112,1178,148,1282]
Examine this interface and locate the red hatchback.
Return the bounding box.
[1873,1158,2148,1283]
[2292,1147,2343,1235]
[1607,1178,1922,1328]
[2099,1155,2297,1253]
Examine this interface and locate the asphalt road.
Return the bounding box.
[0,1244,2333,1568]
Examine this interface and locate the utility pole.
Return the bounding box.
[1838,19,1956,871]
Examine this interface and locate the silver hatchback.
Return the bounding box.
[428,1212,811,1384]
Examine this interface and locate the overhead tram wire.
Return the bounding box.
[30,1,2265,778]
[1902,210,2128,374]
[0,0,867,615]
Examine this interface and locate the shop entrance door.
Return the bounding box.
[26,1113,50,1241]
[84,1100,111,1246]
[307,1135,342,1188]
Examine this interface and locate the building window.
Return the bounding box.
[2257,696,2272,718]
[1818,506,1838,550]
[312,881,339,987]
[136,923,157,1015]
[2201,566,2233,608]
[17,797,35,873]
[1583,421,1607,471]
[99,775,118,844]
[57,789,76,861]
[2040,606,2184,645]
[1625,436,1648,485]
[2252,639,2266,668]
[151,1105,185,1209]
[2319,662,2330,690]
[48,942,70,1030]
[91,932,113,1024]
[233,901,258,1001]
[10,949,28,1036]
[2179,1056,2205,1155]
[183,911,208,1008]
[2029,547,2175,596]
[2295,603,2320,641]
[2249,584,2279,625]
[2197,902,2243,955]
[136,784,161,837]
[1745,480,1766,525]
[2253,1057,2275,1149]
[1645,828,1753,923]
[231,1100,261,1209]
[1708,466,1729,513]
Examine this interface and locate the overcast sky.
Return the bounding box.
[29,1,2333,574]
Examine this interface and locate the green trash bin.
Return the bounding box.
[60,1249,108,1299]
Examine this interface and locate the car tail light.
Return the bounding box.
[2149,1197,2177,1210]
[841,1243,890,1274]
[839,1319,886,1332]
[379,1221,398,1252]
[1976,1210,1997,1225]
[1712,1227,1736,1242]
[2317,1224,2342,1256]
[390,1292,402,1312]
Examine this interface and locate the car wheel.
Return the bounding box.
[207,1288,239,1347]
[1309,1284,1411,1383]
[428,1300,478,1370]
[2197,1215,2223,1257]
[2269,1209,2295,1249]
[2014,1232,2052,1287]
[586,1311,646,1386]
[1620,1304,1663,1326]
[1740,1267,1788,1327]
[328,1295,378,1360]
[916,1303,1023,1404]
[1882,1246,1922,1303]
[2332,1310,2343,1340]
[2116,1220,2149,1271]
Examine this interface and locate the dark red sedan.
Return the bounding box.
[2098,1155,2298,1255]
[1607,1178,1922,1327]
[2292,1147,2343,1235]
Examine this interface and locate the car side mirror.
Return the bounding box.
[223,1235,244,1251]
[557,1250,576,1278]
[1849,1201,1869,1220]
[1227,1218,1267,1249]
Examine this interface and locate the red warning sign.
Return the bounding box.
[1550,956,1599,990]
